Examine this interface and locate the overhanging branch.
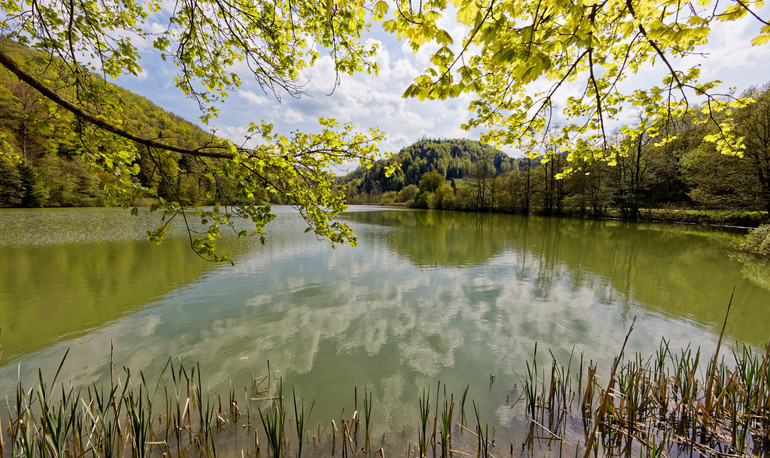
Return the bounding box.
[0,46,235,160]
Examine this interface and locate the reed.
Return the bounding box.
[3,297,768,458]
[523,343,539,419]
[472,401,490,458]
[362,385,372,454]
[292,387,313,458]
[439,388,453,458]
[417,388,430,457]
[519,320,770,456]
[257,379,285,458]
[124,371,151,458]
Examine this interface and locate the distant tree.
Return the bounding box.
[467,158,494,209]
[614,131,653,220]
[453,188,476,211]
[429,184,455,209]
[419,171,444,194]
[396,184,418,202]
[8,79,48,160]
[681,143,761,209]
[734,84,770,214]
[17,161,46,206]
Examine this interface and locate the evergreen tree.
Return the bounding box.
[17,161,46,207]
[0,157,23,206]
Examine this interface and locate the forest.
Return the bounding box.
[2,41,769,232]
[0,40,257,208]
[342,139,519,197]
[344,83,770,226]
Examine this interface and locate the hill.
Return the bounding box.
[0,40,226,207]
[342,138,518,201]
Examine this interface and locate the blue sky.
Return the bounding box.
[115,6,770,172]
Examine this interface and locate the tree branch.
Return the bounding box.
[0,46,235,160]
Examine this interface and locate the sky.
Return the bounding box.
[114,5,770,173]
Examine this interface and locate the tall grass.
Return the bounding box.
[519,302,770,456]
[292,387,313,457]
[417,388,430,457]
[2,299,769,457]
[258,379,285,458]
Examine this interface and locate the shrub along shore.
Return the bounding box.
[374,203,767,229]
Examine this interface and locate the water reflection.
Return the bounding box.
[352,210,509,267]
[344,210,769,345]
[0,207,768,442]
[0,209,220,361]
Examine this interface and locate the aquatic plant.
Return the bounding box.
[2,300,769,458]
[519,297,770,456]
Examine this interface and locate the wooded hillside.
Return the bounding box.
[0,40,228,208]
[342,138,520,201]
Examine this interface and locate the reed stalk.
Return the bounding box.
[460,384,469,426]
[417,388,430,457]
[257,378,285,458]
[363,385,372,454]
[439,390,453,458]
[472,401,489,458]
[292,387,313,458]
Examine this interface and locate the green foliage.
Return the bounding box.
[0,42,220,208]
[379,190,397,203]
[385,0,764,165]
[0,0,386,260]
[0,155,23,206]
[733,83,770,214]
[739,224,770,258]
[682,140,762,211]
[396,184,418,202]
[16,161,46,207]
[344,138,515,202]
[418,171,444,194]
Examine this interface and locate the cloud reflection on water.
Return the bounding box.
[1,208,765,440]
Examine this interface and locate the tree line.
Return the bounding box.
[5,33,769,228]
[345,83,770,223]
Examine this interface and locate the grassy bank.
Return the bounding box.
[617,209,768,228]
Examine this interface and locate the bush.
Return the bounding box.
[739,224,770,258]
[380,191,397,204]
[396,184,418,202]
[721,211,765,227]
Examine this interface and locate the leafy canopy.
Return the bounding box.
[0,0,388,261]
[383,0,770,169]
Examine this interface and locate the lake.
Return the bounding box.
[1,206,768,451]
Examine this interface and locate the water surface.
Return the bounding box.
[1,207,767,445]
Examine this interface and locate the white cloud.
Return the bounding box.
[283,108,309,124]
[147,21,168,34]
[391,58,419,82]
[238,90,271,107]
[692,10,770,90]
[211,124,249,144]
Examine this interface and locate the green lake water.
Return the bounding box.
[1,206,768,448]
